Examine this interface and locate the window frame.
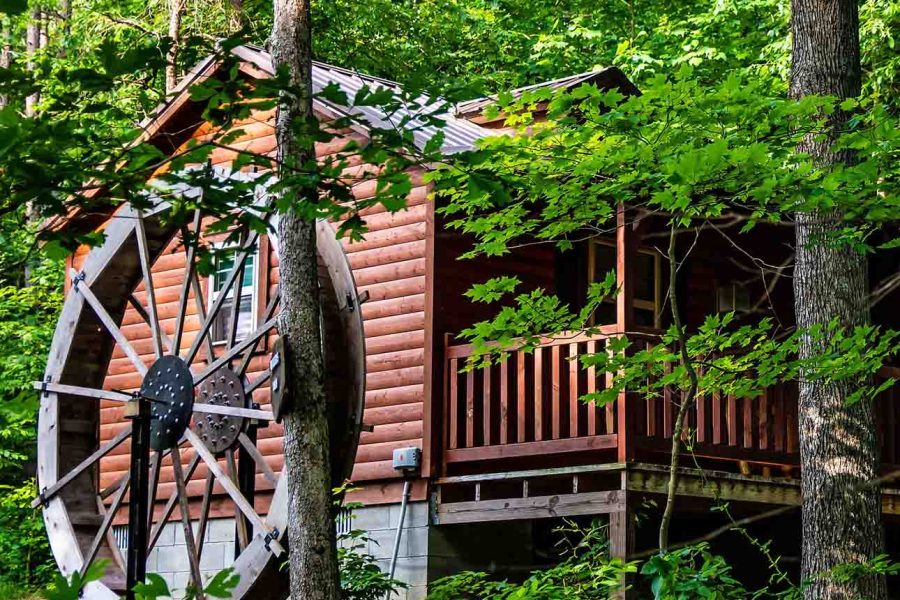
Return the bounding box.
[207,240,261,346]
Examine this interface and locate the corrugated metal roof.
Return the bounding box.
[454,67,638,119]
[231,45,493,155]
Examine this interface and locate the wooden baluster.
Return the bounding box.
[605,340,615,435]
[663,361,674,439]
[743,396,754,449]
[517,351,526,443]
[449,358,459,450]
[534,348,544,441]
[586,341,597,436]
[696,379,707,444]
[758,389,769,451]
[500,359,509,444]
[569,343,580,438]
[552,345,561,440]
[483,364,492,447]
[786,386,798,454]
[466,369,475,448]
[727,394,738,446]
[773,385,785,453]
[711,390,722,445]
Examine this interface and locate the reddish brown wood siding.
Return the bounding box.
[75,106,432,511]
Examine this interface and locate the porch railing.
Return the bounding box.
[443,332,900,473]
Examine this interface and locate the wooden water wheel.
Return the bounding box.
[33,192,366,599]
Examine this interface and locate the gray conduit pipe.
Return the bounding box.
[386,478,412,599]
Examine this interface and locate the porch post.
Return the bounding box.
[609,502,636,599]
[615,204,635,463]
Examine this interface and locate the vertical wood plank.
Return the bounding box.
[743,396,754,449]
[552,345,561,440]
[534,348,543,441]
[663,362,674,438]
[500,359,509,444]
[449,358,458,450]
[483,365,492,447]
[758,389,769,451]
[711,391,722,445]
[696,389,707,443]
[517,351,526,443]
[727,394,738,446]
[604,340,615,435]
[569,343,579,438]
[786,387,798,454]
[465,369,475,448]
[773,385,785,452]
[586,341,597,436]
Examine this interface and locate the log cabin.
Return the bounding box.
[40,44,900,598]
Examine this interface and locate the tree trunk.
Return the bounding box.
[166,0,186,93]
[790,1,885,598]
[271,1,341,600]
[0,17,10,110]
[25,9,40,116]
[229,0,244,32]
[59,0,72,57]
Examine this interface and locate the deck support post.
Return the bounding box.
[615,205,635,463]
[608,493,635,599]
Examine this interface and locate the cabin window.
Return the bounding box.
[589,240,661,328]
[716,282,752,314]
[209,244,259,344]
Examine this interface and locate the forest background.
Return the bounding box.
[0,0,897,596]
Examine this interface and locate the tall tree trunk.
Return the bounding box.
[229,0,244,32]
[25,9,40,116]
[166,0,186,93]
[790,1,885,598]
[59,0,72,57]
[0,17,10,110]
[271,2,341,600]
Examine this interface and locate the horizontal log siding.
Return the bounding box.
[81,106,430,515]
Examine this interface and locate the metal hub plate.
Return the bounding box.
[142,355,195,451]
[194,366,247,454]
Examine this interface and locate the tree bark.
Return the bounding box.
[25,9,40,116]
[790,1,885,598]
[229,0,244,32]
[0,17,10,110]
[166,0,187,93]
[271,2,341,600]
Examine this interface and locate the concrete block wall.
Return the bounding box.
[115,501,432,599]
[115,518,236,596]
[341,501,430,600]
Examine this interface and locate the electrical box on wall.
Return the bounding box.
[392,447,421,473]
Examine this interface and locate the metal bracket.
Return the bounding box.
[41,377,51,398]
[37,487,49,508]
[342,290,370,313]
[71,271,86,290]
[264,527,280,552]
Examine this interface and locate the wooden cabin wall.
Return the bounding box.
[67,104,433,517]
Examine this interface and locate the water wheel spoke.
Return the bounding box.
[194,317,278,386]
[184,232,260,366]
[184,429,284,556]
[193,403,273,421]
[32,425,132,509]
[128,295,174,354]
[173,210,203,356]
[147,450,201,553]
[81,475,130,577]
[237,432,278,486]
[146,451,162,533]
[226,452,249,550]
[70,267,148,376]
[194,470,215,563]
[224,229,250,354]
[244,370,271,395]
[171,444,205,597]
[134,210,167,358]
[32,382,132,403]
[236,289,280,377]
